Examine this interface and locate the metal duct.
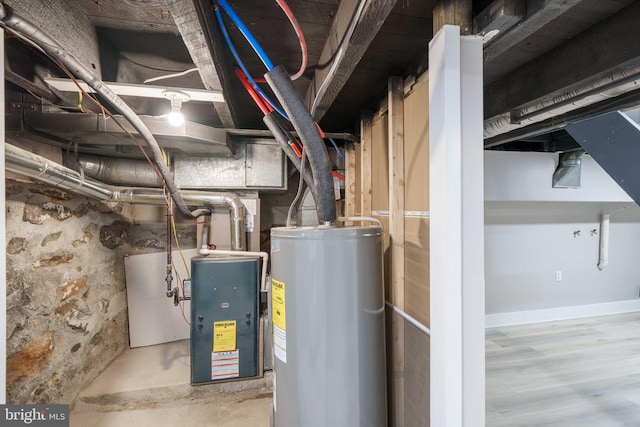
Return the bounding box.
[484,65,640,141]
[552,150,584,189]
[69,154,162,187]
[5,143,246,250]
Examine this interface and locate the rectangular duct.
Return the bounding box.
[22,112,232,155]
[175,139,287,191]
[565,109,640,205]
[552,150,584,189]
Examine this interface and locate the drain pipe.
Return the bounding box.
[597,213,610,271]
[5,143,246,250]
[0,3,201,219]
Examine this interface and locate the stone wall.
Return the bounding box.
[5,180,132,404]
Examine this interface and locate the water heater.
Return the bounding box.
[270,225,387,426]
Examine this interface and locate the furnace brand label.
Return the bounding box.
[272,278,287,363]
[211,350,239,380]
[213,320,236,352]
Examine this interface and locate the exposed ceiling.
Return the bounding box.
[4,0,640,154]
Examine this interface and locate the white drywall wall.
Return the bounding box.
[485,151,640,316]
[485,151,632,202]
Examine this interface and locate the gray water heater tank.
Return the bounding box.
[270,225,387,427]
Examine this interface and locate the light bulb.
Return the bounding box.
[163,90,189,126]
[167,106,184,126]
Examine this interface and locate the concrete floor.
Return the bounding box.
[71,340,272,427]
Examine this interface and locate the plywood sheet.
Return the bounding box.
[404,76,430,212]
[405,217,430,328]
[372,112,389,211]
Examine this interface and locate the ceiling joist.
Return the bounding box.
[167,0,235,128]
[304,0,397,122]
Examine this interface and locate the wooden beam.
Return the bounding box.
[433,0,473,36]
[388,76,405,309]
[167,0,235,128]
[485,0,640,120]
[473,0,525,39]
[4,0,101,77]
[360,111,373,217]
[305,0,397,121]
[484,0,584,64]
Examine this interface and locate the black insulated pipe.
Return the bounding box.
[263,112,318,202]
[265,65,337,224]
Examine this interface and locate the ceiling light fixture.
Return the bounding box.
[163,90,190,126]
[43,77,224,103]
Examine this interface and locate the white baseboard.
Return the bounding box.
[485,299,640,328]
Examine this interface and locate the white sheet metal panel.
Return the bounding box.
[125,249,197,348]
[429,25,485,427]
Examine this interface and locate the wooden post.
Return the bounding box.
[433,0,473,35]
[360,111,374,217]
[388,76,405,309]
[345,144,359,225]
[388,75,405,427]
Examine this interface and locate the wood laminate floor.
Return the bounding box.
[486,311,640,427]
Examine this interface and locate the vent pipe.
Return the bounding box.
[5,143,246,250]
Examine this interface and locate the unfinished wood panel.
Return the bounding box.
[361,111,374,216]
[404,76,430,212]
[404,217,430,328]
[387,308,405,427]
[403,74,430,329]
[404,321,430,427]
[371,112,389,212]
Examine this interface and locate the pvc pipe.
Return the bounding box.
[337,216,383,229]
[199,249,269,293]
[385,301,431,336]
[598,213,610,271]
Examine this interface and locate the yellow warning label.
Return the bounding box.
[213,320,236,352]
[272,279,286,331]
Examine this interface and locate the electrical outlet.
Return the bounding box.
[556,270,562,282]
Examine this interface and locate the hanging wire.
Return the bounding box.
[274,0,307,80]
[214,6,288,119]
[173,267,191,326]
[172,216,191,276]
[143,67,199,84]
[310,0,367,117]
[286,149,308,226]
[328,137,345,161]
[216,0,274,71]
